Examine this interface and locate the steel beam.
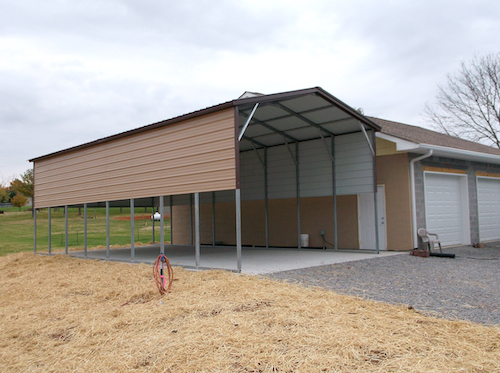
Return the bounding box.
[240,113,299,143]
[359,121,375,157]
[238,103,259,141]
[274,101,336,137]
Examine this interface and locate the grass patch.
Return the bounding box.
[0,207,170,256]
[1,252,499,372]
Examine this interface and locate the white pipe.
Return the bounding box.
[410,150,433,247]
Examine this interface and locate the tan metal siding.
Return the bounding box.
[34,109,236,208]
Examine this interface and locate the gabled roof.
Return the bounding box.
[370,117,500,165]
[30,87,380,162]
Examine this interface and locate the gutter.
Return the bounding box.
[410,150,433,248]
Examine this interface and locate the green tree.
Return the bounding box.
[11,194,28,211]
[0,187,7,203]
[10,169,34,198]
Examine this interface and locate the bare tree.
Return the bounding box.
[425,52,500,148]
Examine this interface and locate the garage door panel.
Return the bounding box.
[425,173,467,246]
[478,177,500,241]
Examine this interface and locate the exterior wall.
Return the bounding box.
[34,108,236,208]
[375,137,400,156]
[376,153,413,250]
[335,132,374,195]
[171,195,359,249]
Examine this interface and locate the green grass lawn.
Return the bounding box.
[0,207,170,256]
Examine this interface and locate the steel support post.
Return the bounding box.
[264,148,269,249]
[34,208,37,253]
[84,203,87,258]
[169,195,173,245]
[160,196,165,255]
[194,193,200,268]
[189,194,193,246]
[130,199,135,262]
[106,201,110,258]
[212,192,216,246]
[372,131,379,254]
[296,142,301,249]
[152,206,155,244]
[374,189,380,254]
[332,136,338,250]
[65,205,68,254]
[48,207,51,254]
[235,189,242,272]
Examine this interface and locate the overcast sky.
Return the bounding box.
[1,0,500,180]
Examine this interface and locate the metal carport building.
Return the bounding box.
[30,87,381,272]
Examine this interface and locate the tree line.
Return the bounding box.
[0,169,33,210]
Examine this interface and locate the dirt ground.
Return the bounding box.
[1,252,499,372]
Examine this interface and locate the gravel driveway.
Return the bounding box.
[267,243,500,325]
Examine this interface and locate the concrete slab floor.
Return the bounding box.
[70,245,404,275]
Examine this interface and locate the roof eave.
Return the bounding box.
[415,143,500,165]
[377,132,500,165]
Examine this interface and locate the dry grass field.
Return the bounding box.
[1,252,499,372]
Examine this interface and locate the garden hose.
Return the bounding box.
[153,254,173,295]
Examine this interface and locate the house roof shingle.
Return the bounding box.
[369,117,500,156]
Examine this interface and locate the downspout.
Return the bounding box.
[410,150,433,248]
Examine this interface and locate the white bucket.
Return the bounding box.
[300,234,309,247]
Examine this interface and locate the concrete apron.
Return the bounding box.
[70,245,404,275]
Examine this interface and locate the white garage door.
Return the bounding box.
[424,173,469,246]
[477,177,500,241]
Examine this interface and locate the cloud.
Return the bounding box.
[2,0,500,177]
